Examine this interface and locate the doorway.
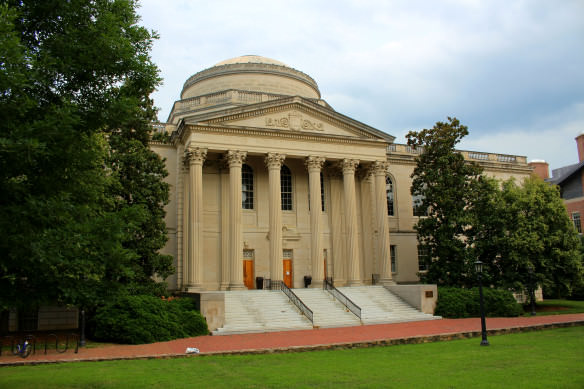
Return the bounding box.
[283,249,293,288]
[243,249,255,289]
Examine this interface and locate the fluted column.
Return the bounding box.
[186,146,207,290]
[372,161,393,285]
[306,156,325,286]
[341,159,362,286]
[227,150,247,290]
[265,153,286,282]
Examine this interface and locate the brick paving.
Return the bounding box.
[1,314,583,366]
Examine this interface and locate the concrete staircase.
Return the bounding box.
[337,285,439,325]
[292,288,361,328]
[212,290,313,335]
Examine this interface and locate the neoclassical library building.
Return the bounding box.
[152,55,532,292]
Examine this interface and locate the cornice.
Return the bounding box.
[178,123,389,149]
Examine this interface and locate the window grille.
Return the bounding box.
[573,212,582,234]
[281,165,293,210]
[386,177,394,216]
[242,164,254,209]
[417,245,429,271]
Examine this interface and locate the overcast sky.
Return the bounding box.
[138,0,583,172]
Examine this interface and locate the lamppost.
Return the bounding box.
[528,265,537,316]
[474,260,490,346]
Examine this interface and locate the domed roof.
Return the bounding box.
[180,56,320,100]
[214,55,288,67]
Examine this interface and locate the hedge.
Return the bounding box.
[435,287,523,318]
[93,295,208,344]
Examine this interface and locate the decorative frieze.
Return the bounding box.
[265,111,324,132]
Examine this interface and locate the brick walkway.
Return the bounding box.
[2,314,583,366]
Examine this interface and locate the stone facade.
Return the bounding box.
[152,55,532,292]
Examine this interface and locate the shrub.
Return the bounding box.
[93,295,208,344]
[435,287,523,318]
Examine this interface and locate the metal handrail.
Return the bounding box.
[274,281,314,324]
[323,278,362,319]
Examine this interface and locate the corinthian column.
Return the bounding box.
[306,156,325,286]
[227,150,247,290]
[186,146,207,290]
[341,159,362,286]
[372,161,394,285]
[265,153,286,282]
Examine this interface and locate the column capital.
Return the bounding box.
[305,156,325,172]
[265,152,286,170]
[371,160,389,176]
[339,159,359,175]
[226,150,247,167]
[185,147,207,166]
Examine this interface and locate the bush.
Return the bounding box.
[93,295,208,344]
[435,287,523,318]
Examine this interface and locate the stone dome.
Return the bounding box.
[180,55,320,100]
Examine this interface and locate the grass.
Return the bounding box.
[527,299,584,315]
[1,326,583,389]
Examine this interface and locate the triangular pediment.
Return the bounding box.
[183,97,394,142]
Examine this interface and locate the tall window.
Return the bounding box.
[308,172,326,212]
[386,177,394,216]
[281,165,293,210]
[417,245,429,271]
[242,164,254,209]
[412,193,427,216]
[390,245,397,273]
[572,212,582,234]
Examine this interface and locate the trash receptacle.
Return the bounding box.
[256,277,264,290]
[303,275,312,288]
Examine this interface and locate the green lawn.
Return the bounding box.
[527,299,584,315]
[1,326,583,389]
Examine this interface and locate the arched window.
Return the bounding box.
[242,164,254,209]
[281,165,293,210]
[386,176,394,216]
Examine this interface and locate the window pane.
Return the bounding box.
[573,212,581,233]
[281,165,292,210]
[417,245,428,271]
[390,245,397,273]
[386,177,394,216]
[242,164,254,209]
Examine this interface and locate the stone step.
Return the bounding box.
[292,288,361,328]
[337,286,439,325]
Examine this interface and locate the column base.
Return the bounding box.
[219,282,230,291]
[310,280,324,288]
[228,283,246,291]
[185,285,204,293]
[347,279,362,286]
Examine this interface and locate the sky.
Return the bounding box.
[137,0,584,172]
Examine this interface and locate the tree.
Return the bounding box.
[479,177,583,299]
[406,117,485,287]
[0,0,170,311]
